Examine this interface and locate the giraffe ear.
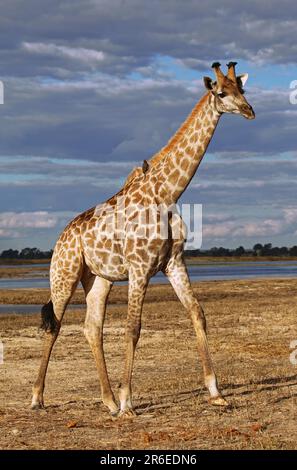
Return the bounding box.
[203,76,214,90]
[237,73,248,88]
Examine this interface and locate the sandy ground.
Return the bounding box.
[1,278,297,449]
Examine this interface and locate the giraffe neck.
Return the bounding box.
[149,91,221,204]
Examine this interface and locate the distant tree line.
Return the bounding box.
[1,243,297,259]
[0,247,53,259]
[185,243,297,257]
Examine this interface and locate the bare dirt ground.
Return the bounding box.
[1,278,297,449]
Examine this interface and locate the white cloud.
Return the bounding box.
[203,221,237,238]
[22,42,105,65]
[283,208,297,224]
[234,220,283,237]
[0,211,57,229]
[193,180,267,190]
[0,229,16,238]
[36,73,191,97]
[202,208,297,240]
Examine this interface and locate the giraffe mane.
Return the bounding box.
[123,166,143,186]
[123,92,210,188]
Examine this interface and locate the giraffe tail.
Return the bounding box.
[40,300,59,333]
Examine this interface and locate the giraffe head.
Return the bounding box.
[204,62,255,120]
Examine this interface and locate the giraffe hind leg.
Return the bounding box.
[31,278,80,409]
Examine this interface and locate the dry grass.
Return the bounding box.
[1,278,297,449]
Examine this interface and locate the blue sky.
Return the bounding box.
[1,0,297,251]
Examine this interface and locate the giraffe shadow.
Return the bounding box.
[223,373,297,398]
[272,392,297,404]
[224,373,297,390]
[135,388,205,414]
[42,374,297,413]
[135,373,297,414]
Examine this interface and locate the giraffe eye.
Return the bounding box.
[217,92,226,98]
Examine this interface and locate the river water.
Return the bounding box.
[1,260,297,290]
[1,260,297,314]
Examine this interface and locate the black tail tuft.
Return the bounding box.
[40,301,59,333]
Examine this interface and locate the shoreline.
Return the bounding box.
[2,255,297,265]
[0,276,296,308]
[2,258,297,280]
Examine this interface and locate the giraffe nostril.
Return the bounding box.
[242,104,255,119]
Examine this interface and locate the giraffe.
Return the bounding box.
[31,62,255,417]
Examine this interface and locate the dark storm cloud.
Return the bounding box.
[0,0,296,163]
[1,0,297,78]
[0,180,108,213]
[0,76,294,162]
[0,75,198,160]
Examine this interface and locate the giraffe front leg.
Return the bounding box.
[164,258,228,406]
[82,274,119,416]
[118,271,148,417]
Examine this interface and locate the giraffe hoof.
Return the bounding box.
[208,396,229,407]
[118,408,137,419]
[31,401,45,410]
[110,409,120,419]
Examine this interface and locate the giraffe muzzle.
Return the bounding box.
[241,104,255,120]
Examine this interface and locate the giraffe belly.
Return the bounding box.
[94,269,129,282]
[84,252,129,282]
[83,239,172,282]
